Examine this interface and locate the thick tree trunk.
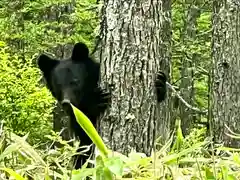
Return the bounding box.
[212,0,240,147]
[96,0,172,155]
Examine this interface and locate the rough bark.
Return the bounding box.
[96,0,172,155]
[212,0,240,147]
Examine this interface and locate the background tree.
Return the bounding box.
[95,0,172,155]
[177,0,201,134]
[172,0,211,135]
[212,0,240,147]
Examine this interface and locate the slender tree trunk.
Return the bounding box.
[179,1,201,135]
[96,0,172,155]
[212,0,240,147]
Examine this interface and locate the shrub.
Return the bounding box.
[0,42,55,144]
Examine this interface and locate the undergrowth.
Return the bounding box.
[1,122,240,180]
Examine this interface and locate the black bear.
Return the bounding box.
[37,42,110,169]
[37,42,167,169]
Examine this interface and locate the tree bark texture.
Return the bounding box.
[96,0,172,156]
[212,0,240,147]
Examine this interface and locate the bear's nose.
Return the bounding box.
[61,99,72,114]
[61,99,71,106]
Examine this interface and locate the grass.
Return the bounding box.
[1,106,240,179]
[1,128,240,179]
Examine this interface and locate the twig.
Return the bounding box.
[166,82,208,115]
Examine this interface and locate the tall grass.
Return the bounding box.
[1,108,240,179]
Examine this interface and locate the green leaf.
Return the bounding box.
[71,104,109,157]
[104,157,124,176]
[205,167,215,180]
[0,168,26,180]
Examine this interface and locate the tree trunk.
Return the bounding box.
[96,0,172,155]
[179,1,201,135]
[212,0,240,147]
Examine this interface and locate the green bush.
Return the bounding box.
[0,0,99,145]
[0,42,55,144]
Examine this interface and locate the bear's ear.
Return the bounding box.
[71,42,89,61]
[37,54,59,75]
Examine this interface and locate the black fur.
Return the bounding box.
[155,71,167,102]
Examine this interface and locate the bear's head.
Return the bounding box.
[37,42,101,120]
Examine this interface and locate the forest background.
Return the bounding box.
[1,0,240,179]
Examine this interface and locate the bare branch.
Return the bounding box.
[166,82,208,115]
